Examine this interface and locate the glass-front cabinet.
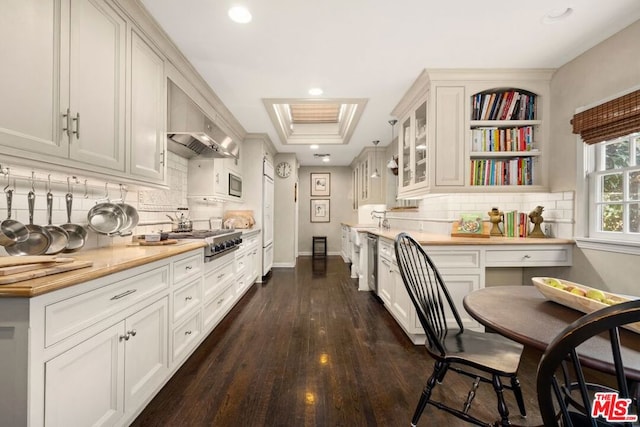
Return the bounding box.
[397,98,428,197]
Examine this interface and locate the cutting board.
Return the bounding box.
[0,256,75,268]
[0,260,93,285]
[0,262,73,276]
[139,239,178,246]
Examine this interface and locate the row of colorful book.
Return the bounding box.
[471,90,537,121]
[471,126,534,152]
[470,157,533,186]
[502,211,530,237]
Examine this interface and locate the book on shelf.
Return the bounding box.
[470,157,533,186]
[472,90,537,121]
[470,126,534,152]
[502,211,529,237]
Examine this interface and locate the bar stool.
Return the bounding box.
[312,236,327,258]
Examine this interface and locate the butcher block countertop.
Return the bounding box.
[0,241,206,298]
[342,224,573,245]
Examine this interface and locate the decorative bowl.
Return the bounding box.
[531,277,640,334]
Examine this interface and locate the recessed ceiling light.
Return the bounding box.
[228,6,252,23]
[308,88,323,96]
[542,7,573,24]
[310,144,319,150]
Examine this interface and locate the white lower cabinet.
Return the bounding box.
[44,297,168,427]
[375,237,572,344]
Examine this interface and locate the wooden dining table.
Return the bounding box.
[463,285,640,381]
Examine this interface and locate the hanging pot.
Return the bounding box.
[0,190,29,246]
[6,191,52,256]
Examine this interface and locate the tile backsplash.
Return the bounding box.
[388,192,575,238]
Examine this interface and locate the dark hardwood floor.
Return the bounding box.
[131,256,546,426]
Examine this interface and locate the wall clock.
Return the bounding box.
[276,161,292,178]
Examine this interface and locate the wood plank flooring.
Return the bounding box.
[131,256,546,426]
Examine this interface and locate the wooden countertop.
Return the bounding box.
[358,228,573,246]
[0,241,206,298]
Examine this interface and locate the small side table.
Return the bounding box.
[312,236,327,258]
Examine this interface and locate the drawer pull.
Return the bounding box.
[185,265,193,270]
[184,330,192,336]
[110,289,137,300]
[119,333,130,342]
[217,273,225,279]
[523,255,531,259]
[185,296,193,301]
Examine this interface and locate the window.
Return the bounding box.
[589,132,640,241]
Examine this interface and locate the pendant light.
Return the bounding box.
[371,140,380,178]
[386,119,399,175]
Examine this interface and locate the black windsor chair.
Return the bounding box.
[537,299,640,427]
[394,232,527,427]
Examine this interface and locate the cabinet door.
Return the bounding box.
[124,298,169,412]
[0,0,67,157]
[439,274,481,330]
[45,322,125,427]
[68,0,126,171]
[435,86,465,186]
[377,256,394,306]
[129,30,166,181]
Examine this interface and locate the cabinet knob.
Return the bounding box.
[119,333,130,342]
[185,265,193,270]
[185,296,193,301]
[128,329,137,337]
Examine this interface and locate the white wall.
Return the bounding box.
[273,153,298,267]
[297,166,356,255]
[546,19,640,295]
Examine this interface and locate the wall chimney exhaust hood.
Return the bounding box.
[167,80,238,159]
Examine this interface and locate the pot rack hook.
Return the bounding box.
[67,176,71,194]
[30,171,35,193]
[3,168,11,193]
[83,180,88,199]
[104,182,110,200]
[46,174,52,193]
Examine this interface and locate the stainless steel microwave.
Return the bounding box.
[229,173,242,198]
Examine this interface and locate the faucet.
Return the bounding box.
[371,210,390,230]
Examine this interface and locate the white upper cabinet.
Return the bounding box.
[0,1,65,157]
[66,0,127,171]
[129,30,166,181]
[0,0,166,185]
[392,69,552,198]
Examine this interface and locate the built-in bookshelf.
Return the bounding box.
[469,87,541,187]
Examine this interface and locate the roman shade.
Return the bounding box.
[571,89,640,145]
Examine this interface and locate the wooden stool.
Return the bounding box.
[312,236,327,258]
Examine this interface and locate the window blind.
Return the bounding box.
[571,89,640,145]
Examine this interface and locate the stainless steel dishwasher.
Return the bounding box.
[366,233,378,294]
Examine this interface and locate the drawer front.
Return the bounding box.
[172,311,202,362]
[426,249,481,269]
[485,246,572,267]
[244,234,259,247]
[379,238,394,261]
[203,261,235,302]
[172,277,202,324]
[203,283,235,330]
[173,253,203,286]
[46,266,169,347]
[235,252,247,276]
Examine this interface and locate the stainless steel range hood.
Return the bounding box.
[167,80,238,159]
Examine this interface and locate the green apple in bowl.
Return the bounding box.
[585,289,606,302]
[545,278,565,289]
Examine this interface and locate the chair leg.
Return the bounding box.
[510,376,527,417]
[492,375,511,427]
[411,361,448,427]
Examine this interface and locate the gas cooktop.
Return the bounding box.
[166,229,237,239]
[166,229,243,261]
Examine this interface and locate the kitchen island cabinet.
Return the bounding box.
[0,241,258,427]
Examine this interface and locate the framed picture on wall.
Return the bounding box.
[310,199,330,223]
[310,173,330,197]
